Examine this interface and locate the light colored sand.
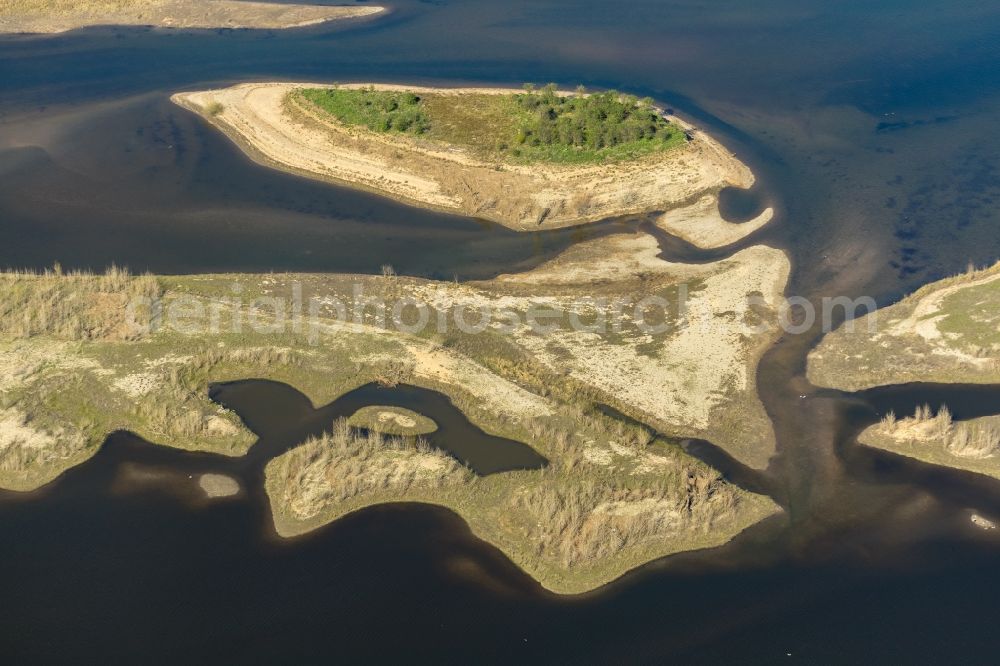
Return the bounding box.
[886,270,1000,346]
[198,473,240,497]
[971,514,996,530]
[0,0,384,34]
[412,231,790,468]
[318,330,556,422]
[380,412,415,428]
[656,194,774,248]
[112,372,160,398]
[495,233,679,285]
[406,344,555,419]
[0,407,57,453]
[171,82,759,231]
[503,240,787,434]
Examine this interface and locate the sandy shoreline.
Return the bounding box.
[172,81,765,239]
[0,1,384,35]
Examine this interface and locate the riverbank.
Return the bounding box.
[0,1,384,34]
[171,82,761,239]
[808,261,1000,391]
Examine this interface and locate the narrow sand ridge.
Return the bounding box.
[656,193,774,248]
[172,82,763,237]
[0,1,384,34]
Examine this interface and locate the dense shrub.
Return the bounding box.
[300,87,430,135]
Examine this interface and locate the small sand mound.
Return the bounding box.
[198,473,240,498]
[971,514,996,530]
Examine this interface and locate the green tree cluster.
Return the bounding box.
[512,83,675,152]
[300,87,430,134]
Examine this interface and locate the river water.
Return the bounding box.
[2,0,1000,662]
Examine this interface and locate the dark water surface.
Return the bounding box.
[209,380,548,474]
[3,0,1000,662]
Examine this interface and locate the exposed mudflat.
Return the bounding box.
[0,1,383,34]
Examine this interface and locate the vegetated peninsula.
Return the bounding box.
[0,232,787,593]
[0,0,384,34]
[808,262,1000,391]
[808,262,1000,476]
[171,82,772,242]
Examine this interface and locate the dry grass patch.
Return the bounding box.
[0,265,160,341]
[346,405,438,436]
[267,420,471,520]
[860,406,1000,479]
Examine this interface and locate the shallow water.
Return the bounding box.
[209,380,548,474]
[3,0,1000,661]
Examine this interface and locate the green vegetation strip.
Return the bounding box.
[297,84,685,164]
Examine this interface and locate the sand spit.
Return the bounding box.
[172,82,762,234]
[656,194,774,249]
[0,1,384,34]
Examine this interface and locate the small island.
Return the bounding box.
[347,405,438,436]
[199,473,241,498]
[171,82,769,241]
[809,262,1000,476]
[0,1,384,34]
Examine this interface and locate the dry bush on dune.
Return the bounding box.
[269,419,472,519]
[0,407,87,476]
[879,405,1000,459]
[0,265,161,341]
[514,469,739,567]
[946,421,1000,459]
